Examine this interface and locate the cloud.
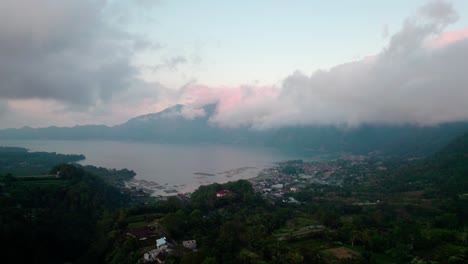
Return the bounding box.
[151,56,188,72]
[146,104,208,121]
[0,0,144,106]
[133,0,162,9]
[0,100,8,116]
[177,84,280,127]
[2,0,467,131]
[180,106,206,120]
[0,99,81,128]
[180,0,468,129]
[384,0,457,57]
[419,0,458,24]
[382,24,389,39]
[427,28,468,48]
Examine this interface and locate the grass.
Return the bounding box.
[126,213,162,229]
[287,216,319,228]
[289,238,324,249]
[273,216,324,240]
[346,245,395,264]
[288,237,396,264]
[127,213,162,223]
[128,221,149,229]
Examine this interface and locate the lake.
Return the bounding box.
[0,140,305,195]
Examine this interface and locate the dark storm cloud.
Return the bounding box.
[0,0,143,106]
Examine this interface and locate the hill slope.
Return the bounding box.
[427,131,468,194]
[1,104,468,156]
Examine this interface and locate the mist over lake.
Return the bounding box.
[0,140,304,194]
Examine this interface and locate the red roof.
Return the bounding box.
[216,190,233,197]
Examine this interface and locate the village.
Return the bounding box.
[126,189,236,263]
[124,154,390,263]
[248,154,385,203]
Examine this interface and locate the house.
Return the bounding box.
[182,240,197,250]
[143,249,167,263]
[216,189,233,198]
[287,197,300,204]
[271,184,284,189]
[156,237,168,250]
[155,250,168,263]
[143,249,159,263]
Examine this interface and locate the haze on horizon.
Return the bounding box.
[0,0,468,130]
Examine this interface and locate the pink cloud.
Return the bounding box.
[362,55,377,64]
[5,99,92,128]
[427,27,468,48]
[179,84,278,116]
[175,84,283,128]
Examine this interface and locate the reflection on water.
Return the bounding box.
[0,140,303,195]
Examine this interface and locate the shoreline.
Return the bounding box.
[124,166,267,197]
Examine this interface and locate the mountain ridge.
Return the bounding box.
[1,104,468,156]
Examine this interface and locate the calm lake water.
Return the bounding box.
[0,140,304,194]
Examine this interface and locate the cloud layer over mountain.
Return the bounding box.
[179,1,468,129]
[0,1,467,129]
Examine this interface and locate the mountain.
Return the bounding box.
[0,125,113,140]
[426,131,468,194]
[1,104,468,156]
[264,122,468,155]
[112,104,228,142]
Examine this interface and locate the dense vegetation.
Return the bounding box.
[75,164,136,186]
[101,132,468,263]
[0,131,467,263]
[0,146,84,175]
[0,164,128,263]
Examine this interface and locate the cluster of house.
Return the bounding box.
[250,160,345,201]
[250,156,390,203]
[126,223,198,263]
[251,169,310,201]
[142,237,198,263]
[142,237,170,263]
[134,189,240,263]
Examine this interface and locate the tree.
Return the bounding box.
[201,256,217,264]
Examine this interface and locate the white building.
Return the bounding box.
[271,184,284,189]
[156,237,168,250]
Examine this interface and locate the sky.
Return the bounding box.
[0,0,468,129]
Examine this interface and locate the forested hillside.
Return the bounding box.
[88,131,468,264]
[0,131,467,263]
[0,146,84,175]
[0,164,128,263]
